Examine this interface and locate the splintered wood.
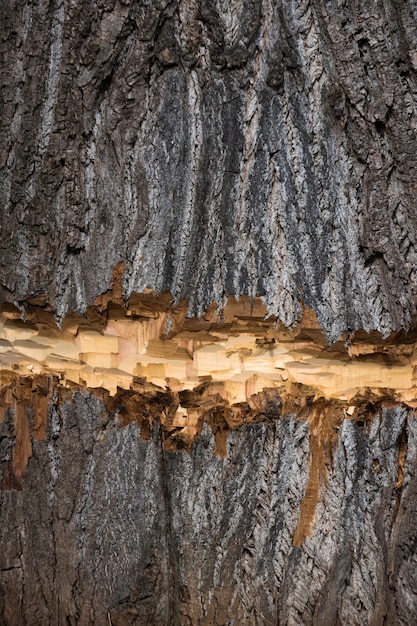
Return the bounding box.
[1,296,417,408]
[0,295,414,544]
[1,294,416,465]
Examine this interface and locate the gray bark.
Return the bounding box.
[2,1,417,624]
[1,0,417,339]
[1,394,417,625]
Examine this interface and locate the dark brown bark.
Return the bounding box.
[1,1,417,624]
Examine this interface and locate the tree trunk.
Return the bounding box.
[1,1,417,624]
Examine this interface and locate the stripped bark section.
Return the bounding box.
[11,379,32,483]
[293,401,343,546]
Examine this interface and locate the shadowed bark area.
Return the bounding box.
[1,395,417,625]
[2,0,417,624]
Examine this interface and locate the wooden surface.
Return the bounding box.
[2,0,417,623]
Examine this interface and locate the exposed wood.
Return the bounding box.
[2,0,417,623]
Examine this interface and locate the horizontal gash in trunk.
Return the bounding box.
[2,0,417,623]
[1,283,417,624]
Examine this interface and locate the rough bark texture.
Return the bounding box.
[2,0,417,624]
[1,394,417,625]
[1,0,417,339]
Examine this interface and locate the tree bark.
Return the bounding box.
[1,1,417,624]
[2,0,417,339]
